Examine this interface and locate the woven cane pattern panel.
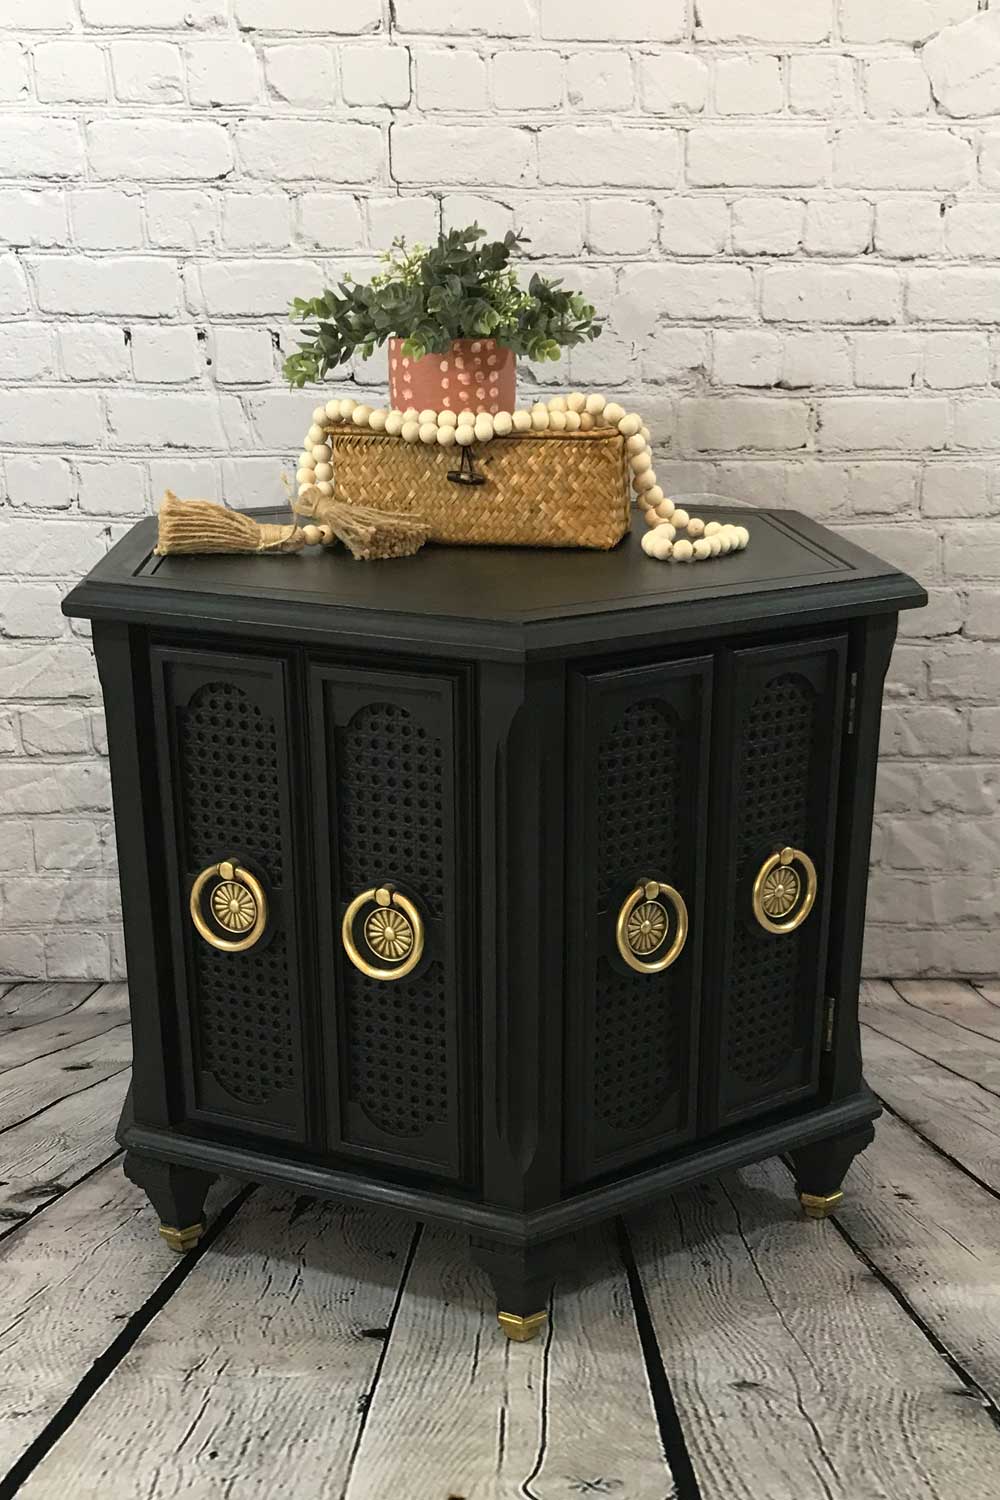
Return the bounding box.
[344,960,449,1138]
[178,681,283,882]
[595,958,680,1133]
[594,698,683,1134]
[596,700,680,909]
[728,673,817,1086]
[337,701,445,918]
[193,934,296,1105]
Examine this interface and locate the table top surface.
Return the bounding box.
[64,504,926,661]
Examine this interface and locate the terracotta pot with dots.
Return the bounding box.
[388,336,516,415]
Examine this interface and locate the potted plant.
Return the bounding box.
[283,224,603,414]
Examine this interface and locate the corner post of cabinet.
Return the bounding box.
[92,620,176,1129]
[478,658,567,1213]
[823,612,898,1099]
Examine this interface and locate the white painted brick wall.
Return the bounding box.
[0,1,997,981]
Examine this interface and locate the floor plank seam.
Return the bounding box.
[0,1022,132,1079]
[0,1147,124,1247]
[615,1217,703,1500]
[829,1214,1000,1438]
[871,1093,1000,1208]
[517,1284,556,1500]
[0,984,102,1034]
[861,1017,1000,1103]
[0,1064,132,1140]
[337,1220,423,1500]
[887,981,1000,1048]
[0,1182,255,1500]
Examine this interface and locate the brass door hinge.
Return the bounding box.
[823,995,837,1053]
[845,671,859,736]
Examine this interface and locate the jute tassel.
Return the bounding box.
[294,485,429,561]
[155,491,304,556]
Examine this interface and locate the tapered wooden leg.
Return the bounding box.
[789,1123,875,1219]
[124,1151,216,1252]
[470,1235,573,1341]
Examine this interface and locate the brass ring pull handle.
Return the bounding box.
[190,860,268,953]
[752,846,818,935]
[615,879,689,975]
[342,884,425,982]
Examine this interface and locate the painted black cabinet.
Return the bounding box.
[66,505,925,1341]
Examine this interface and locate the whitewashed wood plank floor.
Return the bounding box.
[3,980,1000,1500]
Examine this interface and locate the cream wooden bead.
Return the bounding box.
[644,485,664,507]
[654,497,675,520]
[437,424,456,446]
[323,402,339,422]
[656,522,676,541]
[548,409,567,431]
[493,410,513,436]
[314,462,332,483]
[297,483,312,498]
[708,534,722,556]
[419,421,438,444]
[547,394,567,412]
[438,408,458,427]
[352,404,372,427]
[402,407,419,423]
[455,425,475,446]
[687,517,705,538]
[385,411,404,436]
[693,538,712,560]
[317,523,334,544]
[630,451,652,475]
[717,529,732,554]
[474,413,494,442]
[671,508,689,530]
[626,433,647,455]
[585,393,606,415]
[640,425,651,442]
[734,525,750,549]
[634,470,658,495]
[567,391,586,413]
[672,539,694,563]
[296,467,313,486]
[311,444,332,464]
[401,420,421,443]
[418,408,437,425]
[704,521,722,537]
[643,508,659,528]
[603,401,626,426]
[618,413,642,438]
[642,526,673,560]
[530,406,550,431]
[368,408,387,432]
[457,409,476,425]
[512,409,532,431]
[339,398,357,420]
[307,423,324,445]
[311,405,326,424]
[301,524,321,545]
[579,411,595,430]
[563,409,581,432]
[316,480,334,497]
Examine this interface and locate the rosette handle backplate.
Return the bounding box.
[751,846,818,936]
[615,878,689,975]
[341,884,425,982]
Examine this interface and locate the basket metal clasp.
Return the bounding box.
[447,446,486,487]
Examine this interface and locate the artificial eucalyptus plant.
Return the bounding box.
[282,223,603,388]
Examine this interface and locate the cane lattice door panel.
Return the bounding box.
[565,656,713,1185]
[309,664,470,1182]
[151,646,307,1141]
[705,636,847,1129]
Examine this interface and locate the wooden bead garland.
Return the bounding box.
[300,393,750,564]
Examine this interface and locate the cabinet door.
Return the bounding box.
[565,656,712,1185]
[705,636,847,1129]
[151,646,308,1142]
[310,665,471,1182]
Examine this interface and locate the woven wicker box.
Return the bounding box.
[323,424,632,551]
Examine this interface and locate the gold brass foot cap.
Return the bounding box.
[799,1191,844,1221]
[498,1310,547,1343]
[159,1221,205,1253]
